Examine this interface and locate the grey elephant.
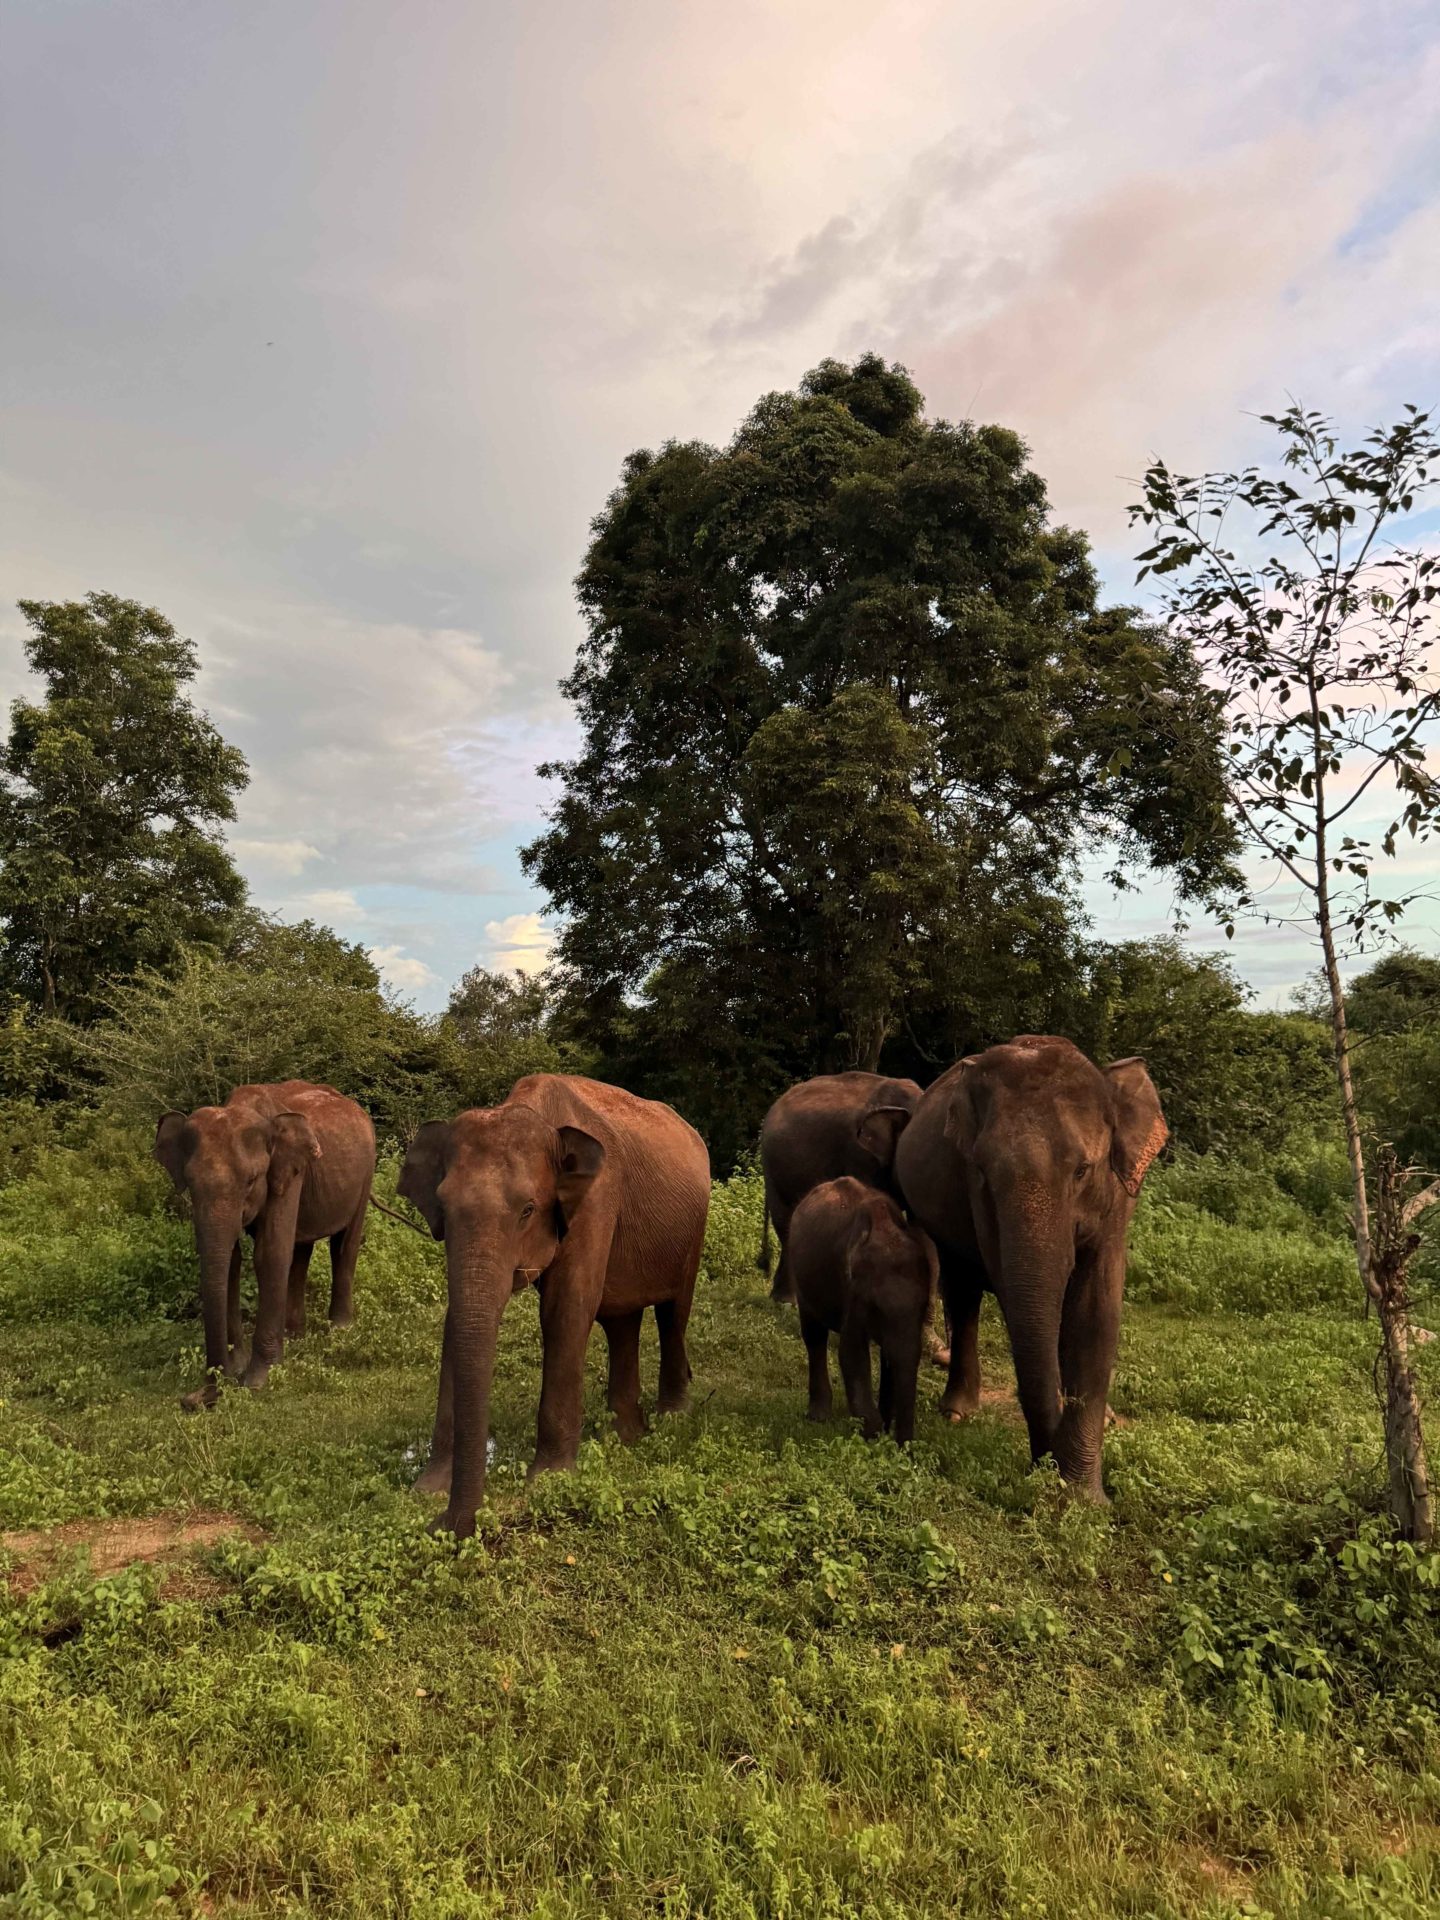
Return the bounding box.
[757,1071,922,1305]
[895,1036,1167,1498]
[155,1080,376,1409]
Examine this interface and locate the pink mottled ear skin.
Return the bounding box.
[1120,1113,1169,1197]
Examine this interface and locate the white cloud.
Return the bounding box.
[367,944,440,995]
[228,836,322,877]
[295,889,366,924]
[484,913,556,976]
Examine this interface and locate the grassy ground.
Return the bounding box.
[3,1171,1440,1917]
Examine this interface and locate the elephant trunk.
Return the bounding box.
[194,1212,240,1379]
[996,1216,1073,1467]
[443,1246,508,1539]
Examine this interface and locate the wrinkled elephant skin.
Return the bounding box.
[895,1037,1166,1499]
[399,1074,711,1541]
[758,1072,922,1304]
[788,1176,936,1445]
[155,1081,376,1408]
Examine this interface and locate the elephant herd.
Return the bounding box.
[154,1038,1167,1539]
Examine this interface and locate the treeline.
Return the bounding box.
[1,370,1436,1194]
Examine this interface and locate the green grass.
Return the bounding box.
[3,1168,1440,1917]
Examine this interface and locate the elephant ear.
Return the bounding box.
[941,1058,984,1155]
[555,1126,606,1229]
[267,1113,323,1192]
[154,1112,190,1189]
[842,1206,874,1284]
[855,1104,912,1167]
[1106,1057,1168,1196]
[399,1121,451,1240]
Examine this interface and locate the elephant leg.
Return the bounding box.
[939,1254,985,1419]
[839,1312,881,1439]
[768,1198,795,1304]
[601,1308,647,1443]
[799,1311,832,1420]
[654,1288,694,1414]
[224,1243,246,1377]
[884,1327,921,1446]
[245,1244,290,1391]
[531,1242,606,1477]
[327,1182,368,1329]
[285,1242,315,1339]
[769,1245,795,1306]
[1055,1244,1123,1502]
[415,1307,454,1495]
[878,1351,894,1431]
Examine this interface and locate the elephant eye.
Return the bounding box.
[519,1202,535,1222]
[1074,1161,1092,1183]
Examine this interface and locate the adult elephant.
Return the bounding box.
[399,1074,710,1541]
[155,1081,376,1410]
[895,1037,1167,1499]
[758,1071,923,1305]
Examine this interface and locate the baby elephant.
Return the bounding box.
[789,1176,937,1445]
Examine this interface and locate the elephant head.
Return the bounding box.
[942,1038,1166,1466]
[399,1104,605,1532]
[154,1104,322,1391]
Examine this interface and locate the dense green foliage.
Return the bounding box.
[0,595,249,1020]
[3,1158,1439,1917]
[528,355,1235,1158]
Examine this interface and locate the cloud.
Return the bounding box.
[295,888,366,924]
[228,836,322,877]
[366,944,440,995]
[4,0,1438,1012]
[202,611,515,898]
[484,913,556,976]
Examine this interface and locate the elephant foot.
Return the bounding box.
[527,1448,577,1481]
[284,1319,306,1341]
[224,1350,249,1382]
[413,1454,452,1496]
[940,1389,980,1421]
[429,1506,476,1542]
[806,1402,832,1423]
[179,1379,220,1413]
[241,1358,273,1393]
[612,1410,648,1445]
[929,1345,952,1371]
[1063,1476,1110,1507]
[328,1307,355,1330]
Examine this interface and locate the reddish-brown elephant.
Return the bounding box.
[399,1074,711,1540]
[155,1081,376,1409]
[895,1037,1167,1499]
[788,1176,936,1445]
[757,1071,923,1305]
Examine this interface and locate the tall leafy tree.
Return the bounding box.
[528,354,1234,1150]
[0,594,248,1019]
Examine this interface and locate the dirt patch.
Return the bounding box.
[1,1510,262,1596]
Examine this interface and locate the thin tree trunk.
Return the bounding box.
[1308,674,1429,1541]
[1308,675,1370,1294]
[1369,1148,1434,1547]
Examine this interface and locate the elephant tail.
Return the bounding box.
[756,1194,773,1276]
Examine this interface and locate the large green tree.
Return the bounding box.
[0,593,249,1019]
[527,355,1234,1152]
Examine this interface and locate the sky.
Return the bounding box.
[2,0,1438,1011]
